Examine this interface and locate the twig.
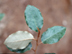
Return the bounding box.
[31,48,35,52]
[34,28,40,54]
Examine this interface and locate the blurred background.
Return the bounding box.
[0,0,72,54]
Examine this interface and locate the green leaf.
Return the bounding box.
[41,26,66,44]
[45,53,55,54]
[4,31,34,50]
[24,5,43,32]
[0,13,5,21]
[6,42,32,53]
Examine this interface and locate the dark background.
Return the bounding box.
[0,0,72,54]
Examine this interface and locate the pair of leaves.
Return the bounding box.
[4,5,66,53]
[25,5,66,44]
[4,5,43,53]
[0,13,5,21]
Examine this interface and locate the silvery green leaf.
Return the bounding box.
[25,5,43,32]
[4,31,34,50]
[41,26,66,44]
[0,13,5,21]
[7,42,32,53]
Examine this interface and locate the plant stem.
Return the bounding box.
[34,28,40,54]
[31,48,35,52]
[31,28,41,54]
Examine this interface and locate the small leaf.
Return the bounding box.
[44,53,55,54]
[6,42,32,53]
[4,31,34,50]
[41,26,66,44]
[0,13,5,21]
[25,5,43,32]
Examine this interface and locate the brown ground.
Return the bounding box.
[0,0,72,54]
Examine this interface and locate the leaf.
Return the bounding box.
[0,13,5,21]
[6,42,32,53]
[44,53,55,54]
[24,5,43,32]
[41,26,66,44]
[4,31,34,50]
